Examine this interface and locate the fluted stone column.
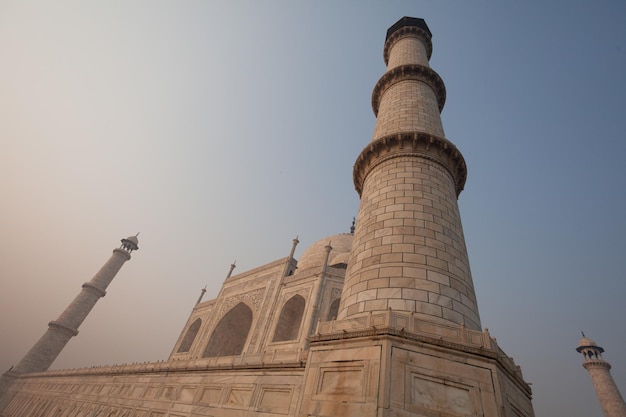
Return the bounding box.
[577,336,626,417]
[0,235,138,404]
[337,17,480,330]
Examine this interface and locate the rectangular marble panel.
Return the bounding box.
[198,385,223,405]
[333,316,368,330]
[315,364,366,401]
[391,313,410,330]
[468,331,485,346]
[120,384,132,396]
[130,385,145,398]
[178,385,197,402]
[257,385,293,414]
[144,386,159,399]
[160,385,176,400]
[409,374,472,416]
[370,313,387,327]
[414,320,461,341]
[224,386,253,408]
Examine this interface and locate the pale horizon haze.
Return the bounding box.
[1,2,625,417]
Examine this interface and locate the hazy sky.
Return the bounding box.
[1,2,625,416]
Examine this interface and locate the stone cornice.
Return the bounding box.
[311,326,492,357]
[48,321,78,337]
[81,282,106,298]
[353,132,467,197]
[17,360,305,379]
[583,360,612,370]
[372,64,446,115]
[112,248,132,261]
[384,26,432,64]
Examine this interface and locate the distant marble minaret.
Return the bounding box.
[0,235,139,402]
[577,335,626,417]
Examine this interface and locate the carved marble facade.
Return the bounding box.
[1,232,533,417]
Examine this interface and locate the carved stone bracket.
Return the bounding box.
[353,132,467,197]
[372,64,446,115]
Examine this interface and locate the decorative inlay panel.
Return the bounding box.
[218,288,265,318]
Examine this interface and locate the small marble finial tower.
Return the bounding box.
[577,336,626,417]
[338,17,479,329]
[0,235,138,401]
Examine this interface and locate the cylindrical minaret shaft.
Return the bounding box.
[0,235,138,403]
[577,336,626,417]
[338,17,480,330]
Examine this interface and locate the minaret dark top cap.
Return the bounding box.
[386,17,432,41]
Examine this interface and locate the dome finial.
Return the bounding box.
[288,236,300,260]
[196,286,207,305]
[227,261,236,278]
[350,217,356,234]
[121,234,139,253]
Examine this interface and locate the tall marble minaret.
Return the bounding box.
[302,18,535,417]
[338,17,479,329]
[577,335,626,417]
[0,235,139,402]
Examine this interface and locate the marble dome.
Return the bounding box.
[125,235,139,246]
[296,233,353,272]
[577,336,604,351]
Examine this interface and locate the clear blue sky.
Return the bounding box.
[1,2,625,416]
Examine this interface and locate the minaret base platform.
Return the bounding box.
[301,313,534,416]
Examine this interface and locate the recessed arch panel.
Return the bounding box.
[272,294,306,342]
[327,298,341,321]
[203,303,253,357]
[177,318,202,353]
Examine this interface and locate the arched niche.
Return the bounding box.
[177,318,202,353]
[203,302,253,357]
[272,294,306,342]
[327,298,341,321]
